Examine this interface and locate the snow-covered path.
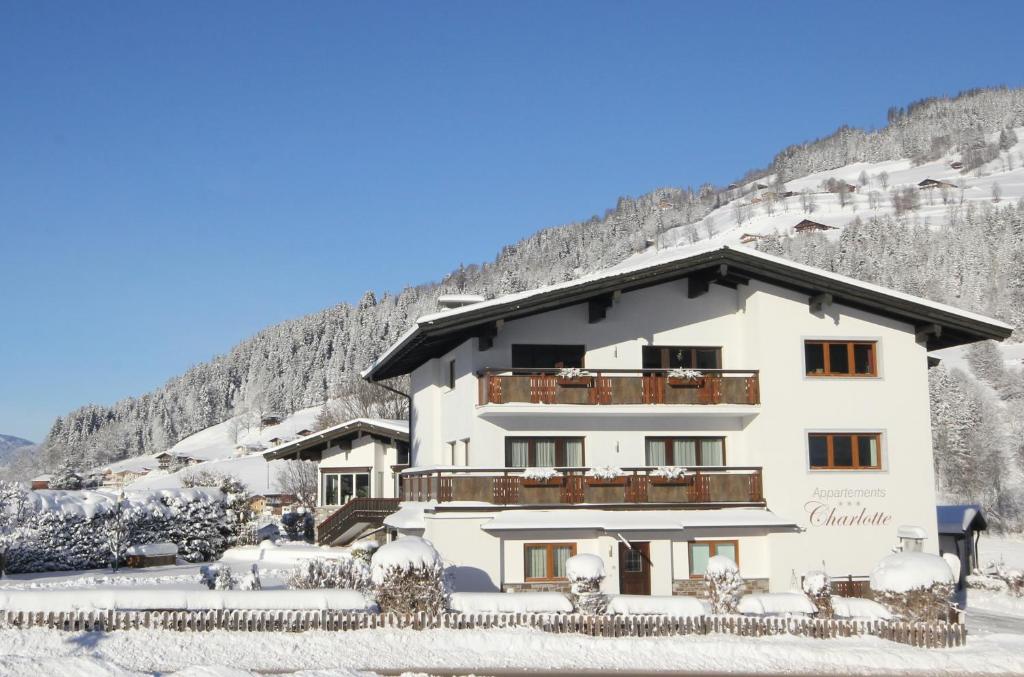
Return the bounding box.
[968,608,1024,636]
[0,626,1023,676]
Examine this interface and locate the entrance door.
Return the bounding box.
[618,542,651,595]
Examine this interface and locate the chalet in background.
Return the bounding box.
[793,219,837,234]
[918,178,958,190]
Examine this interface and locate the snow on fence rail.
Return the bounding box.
[0,609,967,648]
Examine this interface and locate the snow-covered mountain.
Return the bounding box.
[0,434,34,466]
[16,86,1024,493]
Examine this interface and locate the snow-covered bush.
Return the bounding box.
[214,566,237,591]
[238,563,262,591]
[281,509,314,542]
[371,537,448,614]
[801,570,833,618]
[182,471,254,548]
[705,555,743,614]
[348,540,379,564]
[973,561,1023,596]
[586,466,624,480]
[565,553,606,614]
[287,555,371,593]
[0,481,29,578]
[869,552,955,622]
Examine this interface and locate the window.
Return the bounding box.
[688,540,739,578]
[524,543,577,580]
[447,359,456,389]
[623,547,644,573]
[808,433,882,470]
[321,471,371,505]
[804,341,877,376]
[505,437,585,467]
[645,437,725,466]
[396,440,410,466]
[643,346,721,370]
[511,344,585,369]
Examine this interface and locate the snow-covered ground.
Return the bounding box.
[0,625,1022,676]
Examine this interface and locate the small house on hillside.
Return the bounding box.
[753,183,769,191]
[826,182,857,194]
[793,219,837,234]
[739,233,765,244]
[261,413,284,427]
[296,429,314,437]
[918,178,957,190]
[154,452,174,471]
[950,161,964,170]
[30,474,51,490]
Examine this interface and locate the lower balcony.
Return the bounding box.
[399,466,765,507]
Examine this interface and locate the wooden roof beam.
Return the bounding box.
[588,290,621,323]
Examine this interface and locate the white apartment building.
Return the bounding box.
[364,244,1011,597]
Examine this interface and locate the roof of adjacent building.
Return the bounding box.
[936,504,988,535]
[364,243,1013,380]
[261,417,408,461]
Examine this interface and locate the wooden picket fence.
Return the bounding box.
[0,609,967,648]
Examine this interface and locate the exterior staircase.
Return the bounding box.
[316,497,401,546]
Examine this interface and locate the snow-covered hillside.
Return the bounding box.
[655,127,1024,251]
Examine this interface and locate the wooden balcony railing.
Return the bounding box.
[400,466,764,507]
[477,368,760,406]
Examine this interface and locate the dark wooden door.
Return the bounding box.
[618,542,651,595]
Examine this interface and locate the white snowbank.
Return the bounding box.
[370,537,443,584]
[605,595,709,616]
[831,596,892,620]
[448,592,572,614]
[125,543,177,557]
[565,554,604,582]
[737,593,818,617]
[220,541,351,567]
[870,552,954,593]
[0,589,374,612]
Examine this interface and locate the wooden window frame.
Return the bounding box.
[642,345,722,370]
[808,432,883,470]
[524,542,578,581]
[505,437,586,467]
[688,540,740,579]
[804,340,877,377]
[644,436,726,466]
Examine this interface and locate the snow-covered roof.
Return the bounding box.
[262,417,408,461]
[936,504,988,535]
[365,243,1012,380]
[479,508,797,533]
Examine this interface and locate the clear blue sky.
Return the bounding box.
[2,1,1023,442]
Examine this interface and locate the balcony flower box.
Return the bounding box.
[585,466,626,487]
[650,466,695,485]
[522,477,563,487]
[555,368,593,388]
[667,369,705,387]
[650,475,693,486]
[522,467,563,487]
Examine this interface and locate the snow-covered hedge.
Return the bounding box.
[831,596,892,620]
[565,553,606,614]
[737,592,818,617]
[449,592,572,614]
[869,552,955,622]
[0,588,374,612]
[371,537,448,614]
[606,595,708,617]
[287,555,371,593]
[7,489,228,573]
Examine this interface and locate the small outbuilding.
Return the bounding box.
[918,178,957,190]
[937,504,988,599]
[793,219,837,234]
[125,542,178,568]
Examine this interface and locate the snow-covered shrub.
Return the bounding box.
[49,461,83,491]
[103,493,133,573]
[979,561,1024,597]
[565,553,606,614]
[0,481,29,578]
[371,537,448,614]
[238,563,262,591]
[182,471,254,548]
[967,573,1010,593]
[348,540,379,564]
[705,555,743,614]
[801,570,833,618]
[214,566,237,591]
[287,555,371,593]
[586,466,624,480]
[869,552,955,622]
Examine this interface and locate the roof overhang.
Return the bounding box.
[365,245,1013,380]
[262,418,408,461]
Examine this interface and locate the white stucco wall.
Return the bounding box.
[318,434,401,502]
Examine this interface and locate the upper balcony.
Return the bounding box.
[477,368,760,415]
[400,466,765,508]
